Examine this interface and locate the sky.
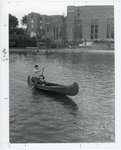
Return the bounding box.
[8,0,114,27]
[8,1,83,27]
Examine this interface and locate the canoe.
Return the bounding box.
[28,76,79,96]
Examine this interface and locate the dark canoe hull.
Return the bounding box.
[28,76,79,96]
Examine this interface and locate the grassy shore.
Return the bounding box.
[9,43,114,53]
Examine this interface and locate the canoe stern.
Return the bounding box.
[66,82,79,96]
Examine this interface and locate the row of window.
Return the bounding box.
[30,18,114,39]
[90,18,114,39]
[31,24,42,29]
[31,19,43,29]
[46,27,59,40]
[31,18,42,23]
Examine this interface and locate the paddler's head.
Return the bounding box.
[35,65,39,70]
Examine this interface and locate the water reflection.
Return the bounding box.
[32,89,78,115]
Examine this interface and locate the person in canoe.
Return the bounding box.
[32,65,44,84]
[37,75,46,85]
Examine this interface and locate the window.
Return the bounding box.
[107,19,110,38]
[31,20,34,28]
[91,25,94,39]
[111,19,114,38]
[56,28,58,39]
[31,24,34,28]
[90,19,98,39]
[95,25,98,39]
[91,19,94,25]
[54,27,58,40]
[40,23,42,29]
[107,18,114,39]
[31,17,33,23]
[47,27,49,32]
[95,19,98,25]
[54,28,55,40]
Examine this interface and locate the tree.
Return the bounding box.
[9,14,18,29]
[59,16,67,46]
[73,18,83,42]
[21,15,27,26]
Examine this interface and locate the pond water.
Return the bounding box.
[9,50,115,143]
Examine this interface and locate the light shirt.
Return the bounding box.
[32,68,40,77]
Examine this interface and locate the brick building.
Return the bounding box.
[44,15,65,42]
[27,12,65,42]
[66,5,114,41]
[27,6,114,43]
[27,12,42,38]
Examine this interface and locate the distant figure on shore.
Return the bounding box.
[69,44,72,48]
[32,65,44,83]
[84,38,86,46]
[35,49,39,53]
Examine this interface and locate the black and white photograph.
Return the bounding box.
[7,0,117,146]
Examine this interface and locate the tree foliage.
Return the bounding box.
[9,27,25,35]
[59,16,67,41]
[73,16,82,41]
[9,14,18,29]
[21,15,27,26]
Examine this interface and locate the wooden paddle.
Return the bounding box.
[41,66,44,76]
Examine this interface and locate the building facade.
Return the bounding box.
[27,12,65,42]
[27,6,114,43]
[66,5,114,41]
[27,12,42,38]
[44,15,65,42]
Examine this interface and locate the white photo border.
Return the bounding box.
[1,0,121,149]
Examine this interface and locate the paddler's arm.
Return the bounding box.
[34,70,41,73]
[34,67,44,73]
